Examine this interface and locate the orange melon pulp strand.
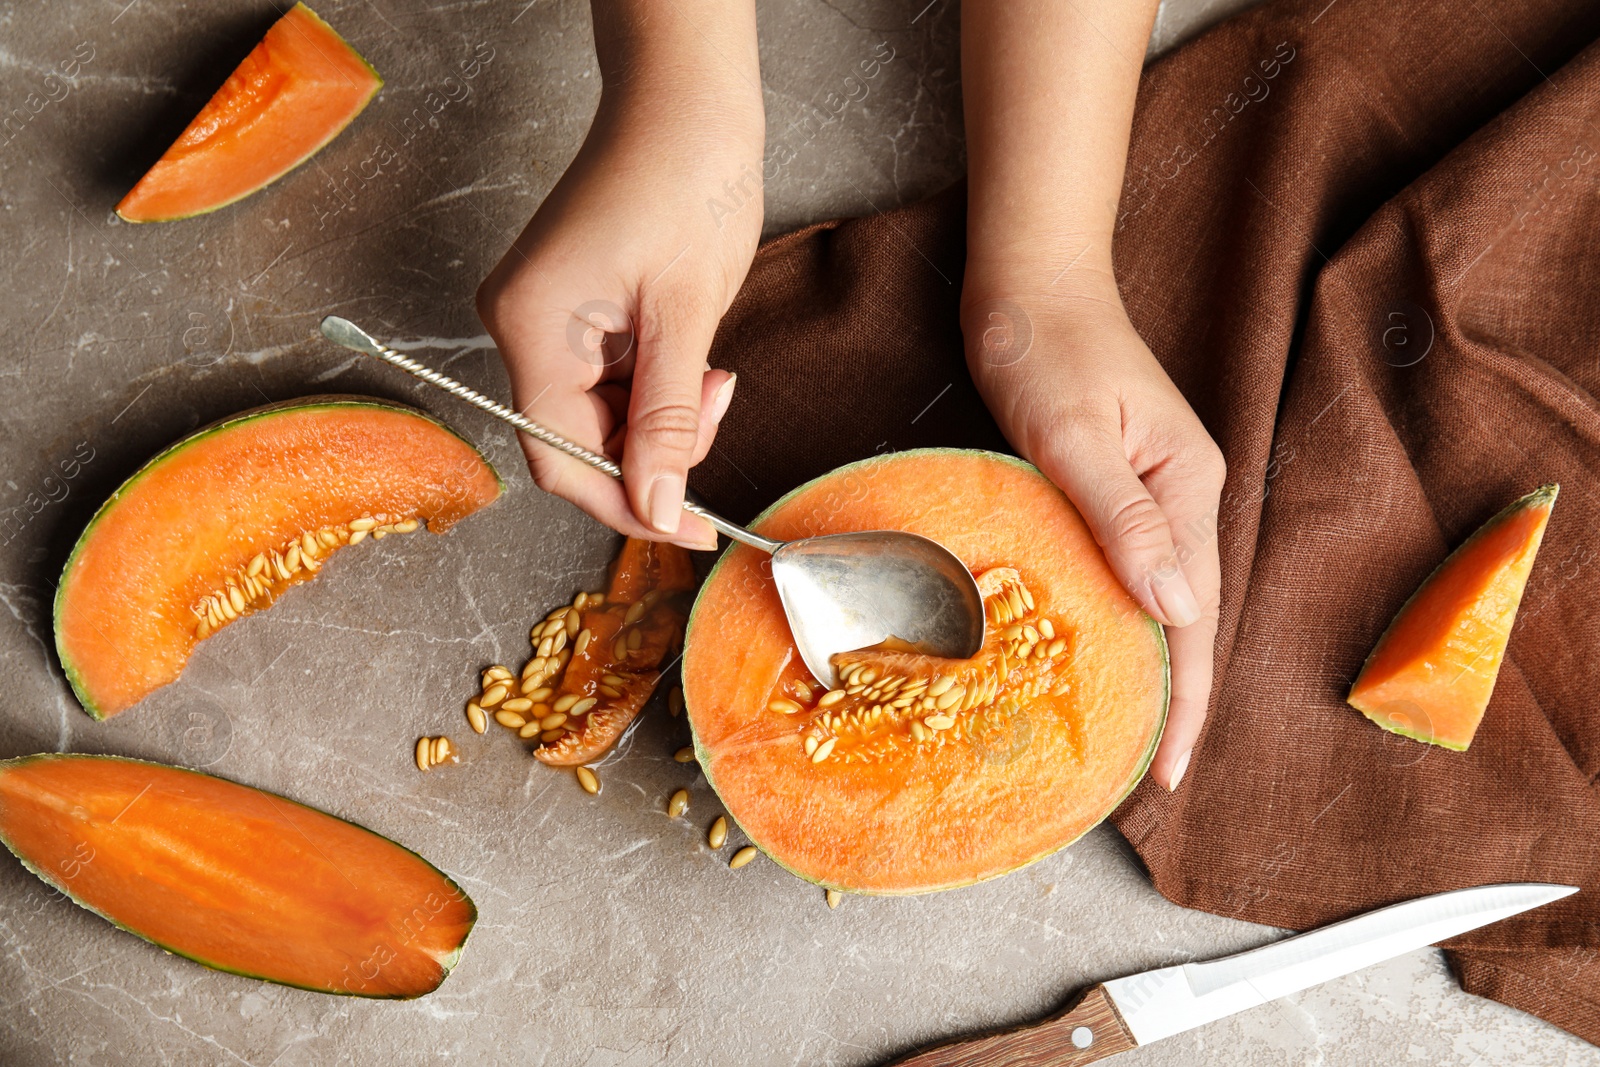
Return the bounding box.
[0,755,474,997]
[55,399,501,718]
[682,450,1169,895]
[535,539,692,766]
[115,3,382,222]
[1348,484,1557,750]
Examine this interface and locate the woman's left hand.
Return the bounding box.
[962,264,1225,791]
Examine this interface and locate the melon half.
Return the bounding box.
[682,449,1169,894]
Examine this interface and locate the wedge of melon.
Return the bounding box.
[55,396,502,719]
[1348,484,1557,750]
[0,754,474,997]
[115,3,381,222]
[682,449,1169,895]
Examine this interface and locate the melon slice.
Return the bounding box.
[55,396,502,719]
[1348,484,1557,751]
[0,754,474,997]
[115,3,381,222]
[682,449,1169,895]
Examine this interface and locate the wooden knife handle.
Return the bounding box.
[883,984,1138,1067]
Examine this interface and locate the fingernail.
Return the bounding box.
[710,373,737,425]
[648,473,686,534]
[1151,566,1201,627]
[1167,748,1191,792]
[671,537,719,552]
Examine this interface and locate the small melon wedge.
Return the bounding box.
[0,754,474,997]
[1348,484,1558,750]
[115,3,381,222]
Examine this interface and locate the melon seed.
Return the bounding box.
[552,694,579,713]
[431,736,451,765]
[540,712,568,730]
[570,696,598,716]
[924,714,956,731]
[708,816,728,849]
[518,722,541,739]
[811,737,837,762]
[668,789,689,817]
[348,517,376,532]
[729,846,758,869]
[1048,638,1067,657]
[928,675,955,698]
[627,628,642,650]
[395,518,420,533]
[502,697,534,714]
[598,685,622,699]
[804,736,819,757]
[818,689,845,707]
[613,636,628,661]
[575,628,592,656]
[624,601,646,625]
[669,686,684,717]
[466,702,487,734]
[348,530,368,545]
[481,683,509,707]
[768,698,802,715]
[935,685,965,711]
[674,747,696,763]
[576,766,600,794]
[1039,618,1055,639]
[495,710,526,729]
[541,728,565,742]
[415,737,431,771]
[826,889,842,909]
[910,721,928,743]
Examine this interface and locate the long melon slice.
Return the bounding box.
[1348,484,1557,750]
[115,3,381,222]
[55,396,502,719]
[0,754,474,997]
[683,449,1169,895]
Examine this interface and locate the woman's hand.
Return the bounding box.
[476,0,763,549]
[959,1,1213,789]
[963,266,1224,791]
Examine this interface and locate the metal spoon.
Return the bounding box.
[318,316,985,686]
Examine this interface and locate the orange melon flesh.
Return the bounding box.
[115,3,381,222]
[1348,484,1557,751]
[682,450,1169,894]
[533,539,692,767]
[0,755,473,997]
[55,398,501,719]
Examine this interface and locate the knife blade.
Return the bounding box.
[887,882,1577,1066]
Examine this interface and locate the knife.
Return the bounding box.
[887,882,1577,1066]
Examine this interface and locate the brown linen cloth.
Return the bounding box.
[692,0,1600,1044]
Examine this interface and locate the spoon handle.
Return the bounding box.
[318,316,779,553]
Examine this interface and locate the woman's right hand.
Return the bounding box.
[476,0,763,549]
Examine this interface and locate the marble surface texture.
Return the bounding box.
[1,0,1596,1064]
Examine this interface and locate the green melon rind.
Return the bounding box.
[683,447,1171,896]
[53,395,503,720]
[117,4,383,223]
[1346,482,1558,751]
[0,752,476,998]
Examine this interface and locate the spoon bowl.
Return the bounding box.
[319,315,986,686]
